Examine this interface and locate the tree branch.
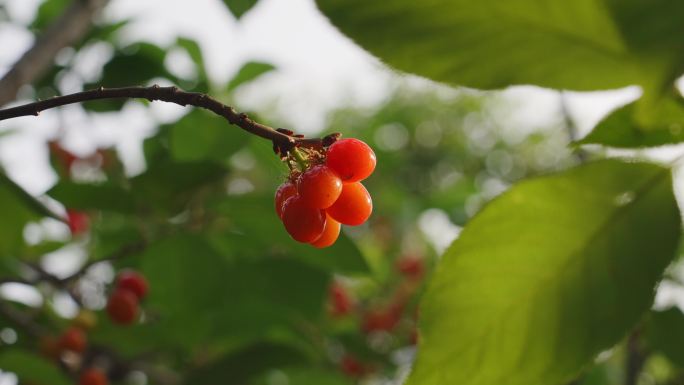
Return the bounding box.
[0,0,110,106]
[0,85,322,149]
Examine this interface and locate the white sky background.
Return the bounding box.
[0,0,683,314]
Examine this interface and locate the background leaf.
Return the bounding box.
[579,97,684,148]
[407,159,681,385]
[647,307,684,367]
[226,62,276,92]
[0,350,71,385]
[223,0,260,19]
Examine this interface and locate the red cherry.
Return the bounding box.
[329,281,353,316]
[281,195,326,243]
[274,180,297,219]
[116,270,148,300]
[66,210,89,236]
[310,214,341,248]
[340,354,365,378]
[396,256,424,280]
[79,368,108,385]
[326,182,372,226]
[298,165,343,209]
[49,141,78,173]
[106,289,139,325]
[58,327,86,353]
[361,306,402,333]
[326,138,376,182]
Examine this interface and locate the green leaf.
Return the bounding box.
[129,235,329,349]
[647,307,684,367]
[30,0,69,30]
[407,159,681,385]
[0,178,42,255]
[48,181,136,213]
[226,62,276,92]
[168,109,248,162]
[0,350,71,385]
[579,98,684,148]
[130,160,227,213]
[185,342,308,384]
[223,0,259,19]
[315,0,684,91]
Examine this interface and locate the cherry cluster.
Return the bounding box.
[275,138,376,247]
[40,310,107,385]
[106,270,148,325]
[326,254,427,379]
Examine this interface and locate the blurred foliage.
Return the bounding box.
[1,1,684,385]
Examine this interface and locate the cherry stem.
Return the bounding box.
[291,147,309,171]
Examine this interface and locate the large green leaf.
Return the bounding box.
[0,350,71,385]
[407,159,680,385]
[315,0,684,91]
[647,307,684,367]
[579,97,684,148]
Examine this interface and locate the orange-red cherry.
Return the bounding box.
[326,182,372,226]
[310,214,341,248]
[116,270,148,300]
[326,138,376,182]
[79,368,108,385]
[282,195,326,243]
[106,289,139,325]
[298,165,342,209]
[59,327,86,353]
[274,180,298,219]
[66,209,89,236]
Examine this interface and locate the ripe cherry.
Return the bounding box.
[326,182,372,226]
[329,281,353,316]
[326,138,376,182]
[281,195,326,243]
[298,165,343,209]
[79,368,108,385]
[310,214,341,248]
[361,303,404,333]
[274,180,297,219]
[66,210,89,236]
[396,256,424,280]
[106,289,139,325]
[116,270,148,300]
[58,327,86,353]
[340,354,366,378]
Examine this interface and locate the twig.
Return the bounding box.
[0,0,110,106]
[0,300,48,338]
[626,330,646,385]
[0,168,67,222]
[0,85,323,150]
[62,240,148,283]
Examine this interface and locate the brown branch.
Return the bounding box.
[0,0,110,106]
[0,300,48,338]
[0,85,323,149]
